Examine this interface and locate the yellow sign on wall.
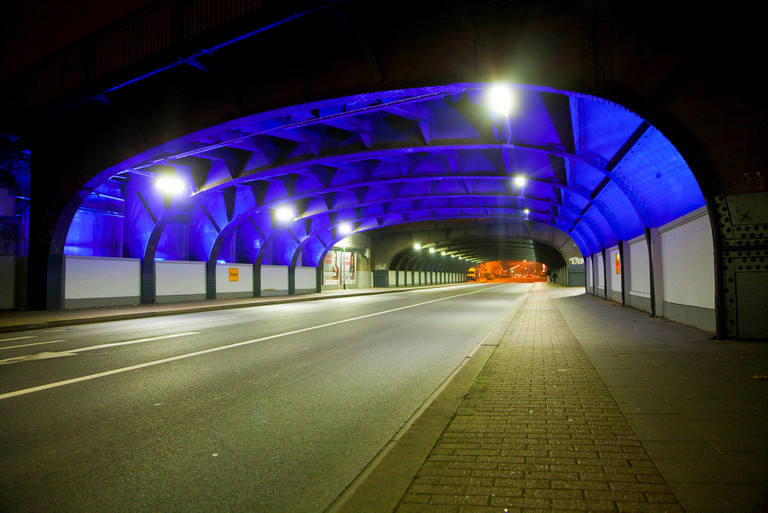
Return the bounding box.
[228,268,239,281]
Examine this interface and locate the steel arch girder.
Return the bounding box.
[140,141,642,266]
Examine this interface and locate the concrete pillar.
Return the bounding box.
[206,261,217,299]
[619,240,629,306]
[646,227,664,317]
[253,262,262,296]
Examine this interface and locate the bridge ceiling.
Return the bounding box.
[65,83,706,267]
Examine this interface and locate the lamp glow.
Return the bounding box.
[414,243,422,250]
[488,84,514,116]
[513,175,527,187]
[339,222,352,235]
[155,175,186,195]
[429,248,436,253]
[274,205,296,223]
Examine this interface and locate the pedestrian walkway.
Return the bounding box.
[336,284,768,513]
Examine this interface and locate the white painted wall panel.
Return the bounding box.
[629,239,650,296]
[65,256,141,299]
[261,265,288,292]
[295,267,316,291]
[156,260,205,296]
[357,270,373,288]
[215,263,253,294]
[660,212,715,309]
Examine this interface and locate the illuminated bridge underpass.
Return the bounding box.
[1,0,765,340]
[2,3,768,512]
[49,82,710,331]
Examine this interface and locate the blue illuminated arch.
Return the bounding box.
[62,83,706,293]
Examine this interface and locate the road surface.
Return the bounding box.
[0,283,531,512]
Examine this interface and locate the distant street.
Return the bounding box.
[0,283,531,512]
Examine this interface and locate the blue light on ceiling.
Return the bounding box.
[62,83,708,268]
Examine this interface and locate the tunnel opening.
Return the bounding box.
[476,261,548,282]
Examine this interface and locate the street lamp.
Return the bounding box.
[488,84,514,116]
[155,175,186,196]
[274,205,296,224]
[488,83,514,144]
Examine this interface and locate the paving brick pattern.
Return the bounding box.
[396,285,682,512]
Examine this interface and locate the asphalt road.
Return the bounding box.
[0,283,531,512]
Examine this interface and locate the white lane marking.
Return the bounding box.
[1,339,66,351]
[69,332,201,353]
[0,351,78,365]
[140,316,240,330]
[0,285,505,400]
[0,332,200,366]
[0,335,37,343]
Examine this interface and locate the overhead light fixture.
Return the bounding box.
[429,248,436,253]
[338,222,352,235]
[513,175,527,187]
[155,175,187,195]
[414,243,422,250]
[488,83,514,116]
[274,205,296,223]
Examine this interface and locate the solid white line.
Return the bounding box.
[0,285,505,401]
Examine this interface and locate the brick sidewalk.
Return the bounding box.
[396,285,681,512]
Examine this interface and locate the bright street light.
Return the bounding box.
[155,175,186,195]
[274,205,296,223]
[488,84,514,116]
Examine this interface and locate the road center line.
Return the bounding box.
[0,285,506,400]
